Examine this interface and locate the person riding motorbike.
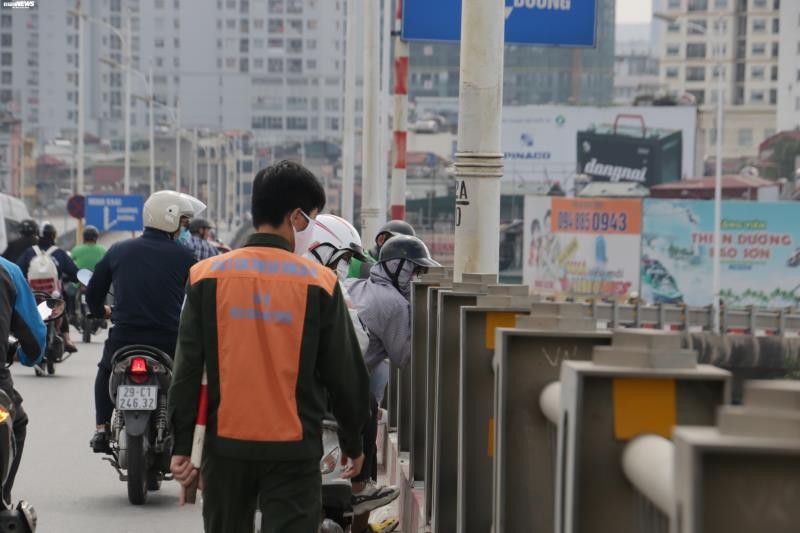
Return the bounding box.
[347,220,416,280]
[0,256,46,502]
[16,223,80,353]
[86,190,202,454]
[344,235,439,532]
[183,218,220,261]
[71,226,106,271]
[2,220,39,263]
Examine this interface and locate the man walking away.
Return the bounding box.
[169,160,371,533]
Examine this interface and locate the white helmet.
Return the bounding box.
[304,214,367,268]
[143,190,207,233]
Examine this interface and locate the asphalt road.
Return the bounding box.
[10,329,205,533]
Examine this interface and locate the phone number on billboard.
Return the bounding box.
[557,211,629,233]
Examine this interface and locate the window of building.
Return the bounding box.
[268,58,283,72]
[714,0,727,7]
[240,58,249,73]
[308,20,318,30]
[287,58,302,73]
[666,66,680,78]
[667,44,680,57]
[686,43,706,58]
[750,90,764,103]
[226,57,236,68]
[254,38,264,48]
[667,21,681,32]
[1,34,10,47]
[289,19,303,33]
[268,19,284,33]
[769,88,777,105]
[668,0,680,7]
[240,0,249,13]
[325,117,340,131]
[155,0,165,8]
[772,18,779,34]
[752,18,766,32]
[324,97,339,111]
[1,15,11,28]
[254,58,264,69]
[254,19,264,30]
[686,66,705,81]
[751,0,767,7]
[772,42,779,58]
[688,20,707,34]
[174,57,180,67]
[287,0,303,14]
[287,116,307,130]
[1,72,11,84]
[751,66,765,79]
[226,0,236,8]
[738,128,753,147]
[687,89,705,104]
[156,57,164,67]
[306,39,317,50]
[226,19,236,29]
[268,38,283,50]
[155,38,164,48]
[687,0,707,10]
[240,38,249,53]
[771,65,778,81]
[306,59,316,70]
[268,0,284,14]
[241,19,249,33]
[751,42,766,55]
[287,39,303,53]
[287,96,307,110]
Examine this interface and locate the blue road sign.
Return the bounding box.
[402,0,598,47]
[85,195,144,232]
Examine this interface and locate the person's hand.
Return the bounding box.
[340,452,364,480]
[171,455,200,504]
[103,305,112,319]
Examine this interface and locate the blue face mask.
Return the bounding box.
[178,227,191,242]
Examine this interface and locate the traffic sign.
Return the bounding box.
[402,0,598,47]
[85,195,144,232]
[67,195,85,219]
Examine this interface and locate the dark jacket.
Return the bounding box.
[168,233,370,462]
[86,228,195,346]
[16,239,79,283]
[0,257,46,367]
[2,236,37,264]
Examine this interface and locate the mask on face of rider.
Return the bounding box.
[292,210,316,255]
[335,259,350,282]
[178,227,191,243]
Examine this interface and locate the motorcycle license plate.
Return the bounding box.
[116,386,158,411]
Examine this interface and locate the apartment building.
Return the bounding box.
[777,0,800,131]
[659,0,780,163]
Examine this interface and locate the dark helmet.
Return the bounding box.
[19,219,38,237]
[41,222,57,239]
[376,220,416,244]
[188,218,213,234]
[83,225,99,242]
[378,235,440,269]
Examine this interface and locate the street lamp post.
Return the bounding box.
[70,6,132,194]
[655,13,725,333]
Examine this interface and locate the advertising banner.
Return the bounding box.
[641,200,800,307]
[524,197,642,299]
[503,105,697,187]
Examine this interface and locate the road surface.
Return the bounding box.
[11,330,205,533]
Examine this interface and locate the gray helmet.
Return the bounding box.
[378,235,439,268]
[376,220,416,244]
[83,225,99,242]
[188,218,213,234]
[143,191,206,233]
[19,219,38,237]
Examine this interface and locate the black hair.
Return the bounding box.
[531,219,541,233]
[251,160,326,228]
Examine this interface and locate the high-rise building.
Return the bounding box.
[658,0,779,165]
[777,0,800,131]
[3,0,354,144]
[408,0,616,106]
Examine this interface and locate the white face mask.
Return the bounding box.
[292,211,316,255]
[335,259,350,282]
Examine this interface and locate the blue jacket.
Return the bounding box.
[86,229,195,346]
[0,257,46,366]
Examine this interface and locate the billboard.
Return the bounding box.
[502,105,697,188]
[641,200,800,307]
[524,197,642,300]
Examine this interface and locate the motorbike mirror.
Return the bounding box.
[77,269,93,287]
[37,299,66,323]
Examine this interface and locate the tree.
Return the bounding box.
[763,137,800,180]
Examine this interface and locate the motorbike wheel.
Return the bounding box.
[127,435,149,505]
[46,357,55,375]
[82,317,91,343]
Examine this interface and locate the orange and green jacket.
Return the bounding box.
[168,233,370,461]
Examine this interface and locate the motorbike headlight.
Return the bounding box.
[320,446,340,476]
[17,500,37,532]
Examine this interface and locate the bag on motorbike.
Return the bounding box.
[28,245,60,295]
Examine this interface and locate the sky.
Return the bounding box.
[616,0,652,24]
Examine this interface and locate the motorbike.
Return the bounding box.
[102,345,174,505]
[320,418,353,533]
[1,296,65,532]
[31,292,67,377]
[72,270,107,344]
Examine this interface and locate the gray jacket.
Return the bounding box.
[344,262,411,372]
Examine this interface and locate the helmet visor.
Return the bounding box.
[179,193,207,217]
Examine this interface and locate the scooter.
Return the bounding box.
[31,292,66,377]
[78,270,174,505]
[1,296,65,532]
[320,418,353,533]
